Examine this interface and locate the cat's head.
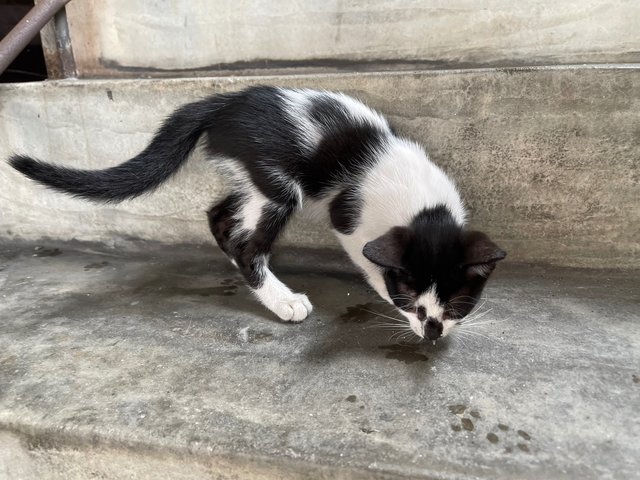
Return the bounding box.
[362,206,506,341]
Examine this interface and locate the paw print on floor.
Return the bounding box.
[213,277,243,296]
[448,404,533,453]
[449,404,480,432]
[493,423,533,453]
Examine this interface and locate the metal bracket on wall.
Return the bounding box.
[40,1,77,79]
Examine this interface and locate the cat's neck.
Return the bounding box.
[359,137,466,230]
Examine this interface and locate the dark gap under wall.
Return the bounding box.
[0,1,48,83]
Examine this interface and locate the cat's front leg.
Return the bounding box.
[208,194,313,321]
[249,255,313,322]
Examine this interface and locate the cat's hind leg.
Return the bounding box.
[207,192,242,263]
[207,192,313,322]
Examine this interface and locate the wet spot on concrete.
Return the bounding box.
[253,331,273,343]
[378,344,428,364]
[451,424,462,432]
[448,404,467,415]
[346,395,357,402]
[470,410,480,419]
[633,374,639,384]
[517,430,531,441]
[250,331,273,343]
[84,261,109,270]
[33,247,62,257]
[498,423,509,431]
[340,303,381,323]
[517,443,530,452]
[461,418,474,431]
[210,285,238,296]
[183,287,214,296]
[132,274,240,298]
[487,433,499,444]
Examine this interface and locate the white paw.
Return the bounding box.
[272,293,313,322]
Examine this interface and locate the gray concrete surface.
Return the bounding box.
[63,0,640,77]
[1,67,639,268]
[0,240,638,479]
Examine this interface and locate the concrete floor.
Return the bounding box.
[0,240,638,479]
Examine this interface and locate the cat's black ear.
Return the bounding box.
[462,231,506,277]
[363,226,410,270]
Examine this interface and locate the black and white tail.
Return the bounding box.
[9,96,225,203]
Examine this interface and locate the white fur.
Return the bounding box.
[251,257,312,322]
[215,156,249,185]
[302,192,338,224]
[280,88,322,153]
[238,186,268,232]
[418,286,445,319]
[441,319,458,337]
[401,286,447,338]
[405,314,424,338]
[337,137,466,301]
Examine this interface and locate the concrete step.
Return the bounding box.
[1,65,639,268]
[0,240,638,479]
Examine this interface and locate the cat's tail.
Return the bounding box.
[9,95,226,203]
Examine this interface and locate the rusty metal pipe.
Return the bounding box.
[0,0,72,76]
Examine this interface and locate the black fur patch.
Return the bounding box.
[380,205,504,321]
[205,86,387,201]
[207,193,242,256]
[239,203,297,288]
[205,86,306,205]
[329,187,363,234]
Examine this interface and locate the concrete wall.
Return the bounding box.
[64,0,640,77]
[1,67,638,268]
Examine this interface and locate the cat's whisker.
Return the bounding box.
[390,330,414,341]
[459,319,508,328]
[459,319,506,329]
[449,299,483,307]
[388,331,403,340]
[369,319,408,326]
[389,292,409,297]
[372,299,393,305]
[455,329,498,343]
[453,331,481,343]
[452,334,469,349]
[397,331,418,343]
[447,300,490,318]
[459,308,493,323]
[369,326,405,331]
[358,308,406,324]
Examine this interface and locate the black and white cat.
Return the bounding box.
[9,86,506,341]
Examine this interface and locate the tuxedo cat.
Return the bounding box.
[9,86,506,341]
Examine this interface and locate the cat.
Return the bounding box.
[9,85,506,341]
